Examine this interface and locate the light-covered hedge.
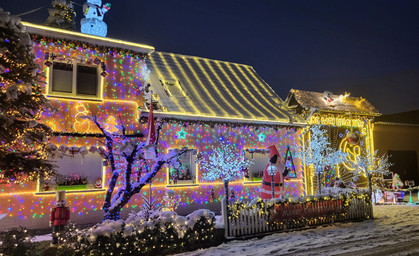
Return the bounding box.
[60,209,216,256]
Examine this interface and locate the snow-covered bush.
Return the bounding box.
[60,209,216,256]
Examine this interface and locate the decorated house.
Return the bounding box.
[0,23,305,229]
[285,89,380,194]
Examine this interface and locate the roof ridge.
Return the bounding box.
[153,51,253,68]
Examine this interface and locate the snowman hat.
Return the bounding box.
[268,145,280,164]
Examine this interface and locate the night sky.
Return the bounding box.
[2,0,419,114]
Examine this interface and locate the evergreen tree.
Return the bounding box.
[44,0,76,31]
[0,8,55,183]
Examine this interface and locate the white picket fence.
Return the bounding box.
[222,194,372,238]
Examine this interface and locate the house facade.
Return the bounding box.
[0,24,304,229]
[285,89,380,194]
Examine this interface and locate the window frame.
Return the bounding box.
[243,148,270,184]
[36,151,106,194]
[47,61,103,100]
[166,148,199,187]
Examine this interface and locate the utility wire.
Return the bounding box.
[16,0,82,17]
[70,1,83,7]
[16,6,44,17]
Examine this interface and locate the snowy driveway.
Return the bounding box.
[177,205,419,256]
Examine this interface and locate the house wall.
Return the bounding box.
[0,121,304,230]
[155,121,304,201]
[373,123,419,185]
[0,37,304,230]
[0,37,148,230]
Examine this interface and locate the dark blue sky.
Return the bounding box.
[3,0,419,114]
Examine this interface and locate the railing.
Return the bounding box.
[221,192,372,238]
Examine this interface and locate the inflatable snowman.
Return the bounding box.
[80,0,111,37]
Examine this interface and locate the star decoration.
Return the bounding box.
[176,128,188,140]
[258,132,266,142]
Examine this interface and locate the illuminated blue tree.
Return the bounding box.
[296,125,347,194]
[199,142,253,200]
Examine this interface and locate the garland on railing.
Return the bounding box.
[227,190,371,227]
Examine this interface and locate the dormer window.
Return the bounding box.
[49,62,102,100]
[160,78,186,97]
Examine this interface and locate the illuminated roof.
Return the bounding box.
[146,52,303,125]
[22,22,154,54]
[286,89,380,115]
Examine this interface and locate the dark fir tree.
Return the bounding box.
[44,0,76,31]
[0,8,55,183]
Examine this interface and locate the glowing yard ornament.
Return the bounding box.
[322,90,334,105]
[339,136,361,171]
[176,128,187,140]
[80,0,111,37]
[346,131,360,145]
[74,103,90,132]
[257,132,266,142]
[105,116,119,133]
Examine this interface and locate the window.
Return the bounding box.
[244,149,269,182]
[77,65,98,95]
[168,148,197,185]
[49,62,101,99]
[40,153,104,192]
[244,148,297,182]
[51,63,73,93]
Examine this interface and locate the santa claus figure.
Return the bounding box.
[50,190,70,245]
[95,177,102,188]
[260,145,290,199]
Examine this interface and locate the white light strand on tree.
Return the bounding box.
[350,147,392,193]
[296,125,347,193]
[200,143,253,183]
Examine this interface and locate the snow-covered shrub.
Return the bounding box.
[60,209,216,256]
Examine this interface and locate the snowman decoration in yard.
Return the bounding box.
[81,0,111,37]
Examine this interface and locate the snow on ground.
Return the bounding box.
[32,233,52,242]
[214,215,223,229]
[176,205,419,256]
